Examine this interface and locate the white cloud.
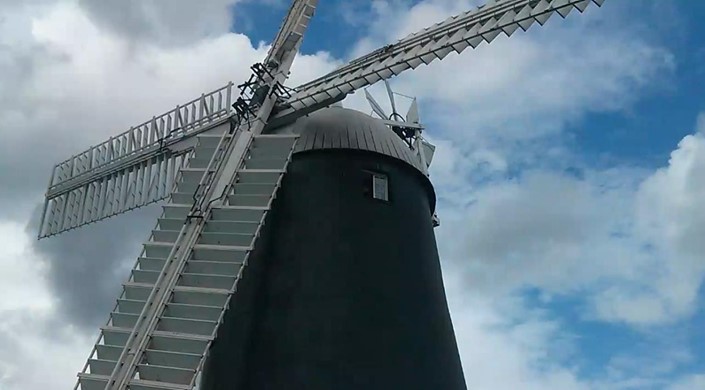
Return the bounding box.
[603,127,705,324]
[0,222,52,311]
[76,0,242,46]
[441,129,705,327]
[0,221,91,389]
[0,310,92,389]
[446,171,623,289]
[666,374,705,390]
[444,269,591,390]
[580,119,705,325]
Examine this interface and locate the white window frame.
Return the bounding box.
[372,173,389,201]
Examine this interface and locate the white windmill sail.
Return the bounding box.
[271,0,606,125]
[38,84,238,238]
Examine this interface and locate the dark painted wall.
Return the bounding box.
[201,149,466,390]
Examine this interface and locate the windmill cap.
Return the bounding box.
[275,106,426,172]
[271,106,436,211]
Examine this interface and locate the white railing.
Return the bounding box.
[49,82,236,192]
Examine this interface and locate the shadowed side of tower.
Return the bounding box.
[200,107,466,390]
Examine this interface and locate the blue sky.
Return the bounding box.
[1,0,705,389]
[571,2,705,168]
[233,0,371,57]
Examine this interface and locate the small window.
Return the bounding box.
[372,173,389,201]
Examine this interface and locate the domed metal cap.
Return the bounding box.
[273,106,426,173]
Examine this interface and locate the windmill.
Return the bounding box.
[36,0,608,389]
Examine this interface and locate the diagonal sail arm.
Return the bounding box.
[267,0,318,64]
[271,0,606,124]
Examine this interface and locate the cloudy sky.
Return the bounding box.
[1,0,705,389]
